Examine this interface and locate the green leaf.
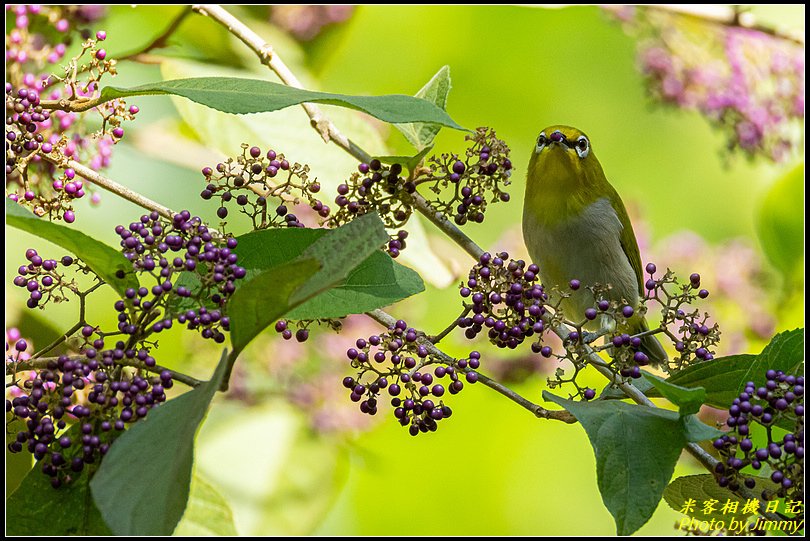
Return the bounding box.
[599,377,655,400]
[90,349,231,535]
[229,213,390,356]
[395,65,453,149]
[6,200,138,297]
[543,391,686,535]
[292,212,392,303]
[228,258,319,354]
[174,474,238,536]
[666,329,804,409]
[6,428,110,535]
[642,372,706,415]
[664,474,768,524]
[374,144,435,172]
[680,415,725,443]
[100,76,465,130]
[233,227,424,320]
[756,162,804,285]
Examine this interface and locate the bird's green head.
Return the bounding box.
[526,125,606,192]
[524,125,613,224]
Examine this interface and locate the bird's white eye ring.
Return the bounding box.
[575,135,589,158]
[536,132,547,153]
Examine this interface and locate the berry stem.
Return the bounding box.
[427,305,472,345]
[117,6,194,62]
[7,354,204,388]
[39,153,175,219]
[29,281,104,361]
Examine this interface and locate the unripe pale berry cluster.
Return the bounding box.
[6,346,171,488]
[713,370,804,501]
[200,144,325,230]
[343,320,480,435]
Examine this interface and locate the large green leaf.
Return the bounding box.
[642,372,706,416]
[544,392,686,535]
[99,77,466,130]
[227,259,319,354]
[234,228,424,320]
[90,349,231,535]
[6,427,112,536]
[665,329,804,409]
[292,212,391,303]
[174,474,238,536]
[229,212,390,352]
[6,200,138,297]
[756,162,804,285]
[664,474,776,526]
[395,65,452,149]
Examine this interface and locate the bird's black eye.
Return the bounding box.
[575,135,589,158]
[536,132,547,153]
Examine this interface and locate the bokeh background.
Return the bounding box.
[5,5,804,535]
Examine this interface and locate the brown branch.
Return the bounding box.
[118,6,194,62]
[644,4,804,44]
[39,153,175,219]
[7,355,204,388]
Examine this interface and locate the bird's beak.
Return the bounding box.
[548,130,569,149]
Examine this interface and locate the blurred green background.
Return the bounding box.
[5,5,804,536]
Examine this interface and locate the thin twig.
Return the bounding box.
[29,322,83,361]
[644,4,804,44]
[428,305,471,345]
[39,153,174,219]
[118,6,194,62]
[7,355,204,388]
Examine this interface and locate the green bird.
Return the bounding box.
[522,125,667,366]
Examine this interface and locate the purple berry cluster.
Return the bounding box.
[459,251,548,350]
[606,6,804,162]
[6,8,136,220]
[6,347,172,488]
[421,127,512,226]
[330,159,415,229]
[644,265,720,371]
[200,145,325,229]
[343,319,480,435]
[12,249,80,309]
[713,370,804,501]
[113,210,246,343]
[329,127,511,257]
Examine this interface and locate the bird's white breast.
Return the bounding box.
[523,197,639,321]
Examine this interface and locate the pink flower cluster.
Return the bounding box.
[610,7,804,162]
